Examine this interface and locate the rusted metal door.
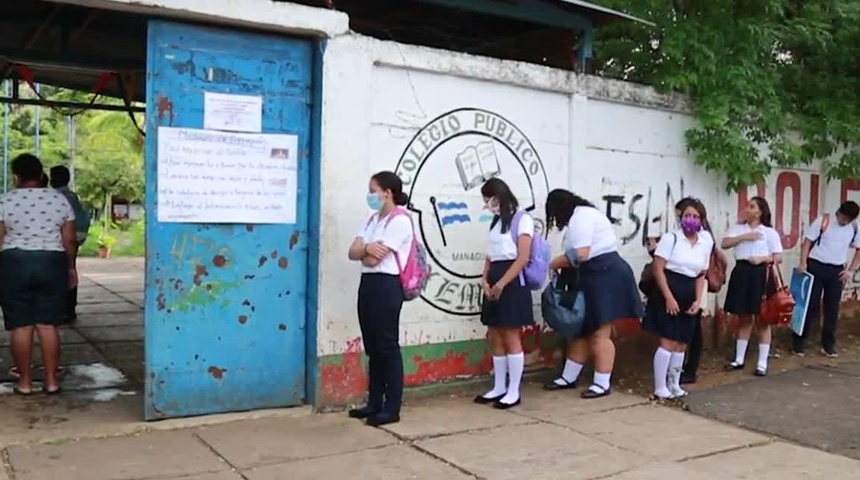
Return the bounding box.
[144,20,313,419]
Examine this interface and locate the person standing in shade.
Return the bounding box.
[723,197,783,376]
[473,178,534,410]
[50,166,90,323]
[794,201,860,357]
[543,189,644,399]
[0,154,77,395]
[644,198,713,398]
[347,171,413,427]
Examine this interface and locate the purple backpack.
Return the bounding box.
[509,210,551,290]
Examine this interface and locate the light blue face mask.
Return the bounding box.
[366,192,383,211]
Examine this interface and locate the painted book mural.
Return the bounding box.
[394,108,549,316]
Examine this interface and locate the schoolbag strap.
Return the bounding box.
[814,213,830,247]
[508,210,527,287]
[386,207,414,275]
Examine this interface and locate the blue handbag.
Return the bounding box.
[541,267,585,340]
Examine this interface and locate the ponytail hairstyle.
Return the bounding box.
[370,171,409,206]
[480,178,518,233]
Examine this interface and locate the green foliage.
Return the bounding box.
[593,0,860,191]
[79,217,145,258]
[0,84,144,205]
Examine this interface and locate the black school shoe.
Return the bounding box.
[543,378,578,391]
[581,385,611,399]
[679,373,697,385]
[492,398,521,410]
[474,393,505,404]
[366,412,400,427]
[348,405,379,419]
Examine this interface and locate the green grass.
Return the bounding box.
[79,217,145,258]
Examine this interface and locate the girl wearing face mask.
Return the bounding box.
[346,171,414,427]
[723,196,783,376]
[644,198,714,399]
[474,178,535,409]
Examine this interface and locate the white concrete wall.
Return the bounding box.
[70,0,845,357]
[318,34,845,357]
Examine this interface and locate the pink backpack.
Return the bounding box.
[366,208,431,301]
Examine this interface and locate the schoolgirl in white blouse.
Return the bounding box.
[722,196,783,376]
[644,198,713,398]
[346,171,414,427]
[473,178,535,410]
[543,189,644,399]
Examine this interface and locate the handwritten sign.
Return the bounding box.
[156,127,298,224]
[203,92,262,133]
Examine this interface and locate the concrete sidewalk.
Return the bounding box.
[4,381,860,480]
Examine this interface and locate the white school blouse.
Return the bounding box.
[486,211,534,261]
[357,212,414,275]
[725,223,782,260]
[562,206,618,261]
[655,229,714,278]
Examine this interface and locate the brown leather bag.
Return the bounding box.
[759,264,795,326]
[706,247,727,293]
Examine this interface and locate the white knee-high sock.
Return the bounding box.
[500,353,524,404]
[734,339,749,365]
[591,371,611,393]
[757,344,770,371]
[553,359,583,386]
[668,351,687,396]
[653,347,672,398]
[482,355,508,398]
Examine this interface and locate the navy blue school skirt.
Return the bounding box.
[643,270,699,343]
[724,260,773,315]
[481,260,535,328]
[579,251,644,337]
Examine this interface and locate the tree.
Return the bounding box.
[592,1,860,191]
[74,109,145,219]
[1,82,144,209]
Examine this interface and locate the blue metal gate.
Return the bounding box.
[144,20,313,419]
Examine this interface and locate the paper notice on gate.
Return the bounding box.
[156,127,298,224]
[203,92,263,133]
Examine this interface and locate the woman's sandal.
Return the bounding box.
[9,365,67,378]
[42,386,62,395]
[12,385,33,396]
[581,384,611,399]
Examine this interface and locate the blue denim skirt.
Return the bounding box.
[0,248,68,330]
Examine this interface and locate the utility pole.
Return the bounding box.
[67,114,75,189]
[2,80,8,193]
[34,83,41,156]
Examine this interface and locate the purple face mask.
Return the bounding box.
[680,216,702,233]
